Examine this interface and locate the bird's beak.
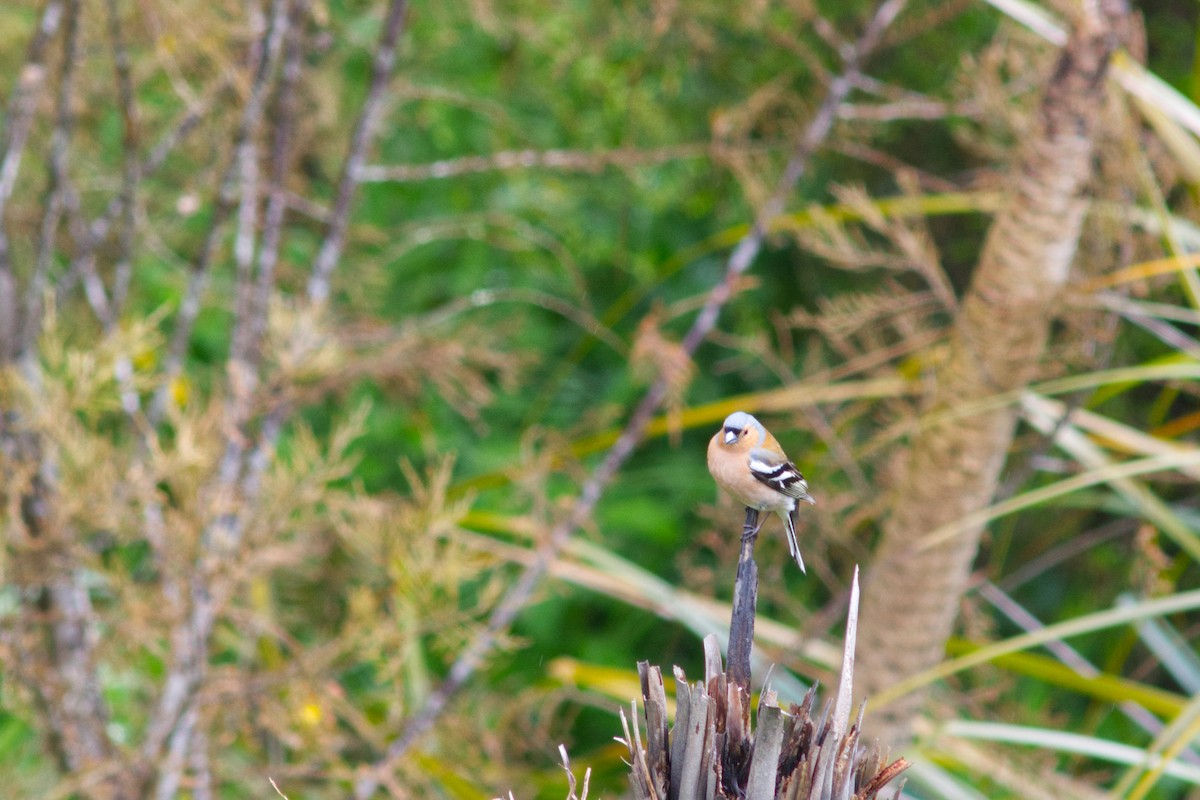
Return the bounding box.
[723,428,738,445]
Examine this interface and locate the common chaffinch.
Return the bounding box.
[707,411,815,572]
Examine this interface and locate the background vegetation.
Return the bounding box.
[0,0,1197,797]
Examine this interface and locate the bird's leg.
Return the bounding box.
[741,507,760,543]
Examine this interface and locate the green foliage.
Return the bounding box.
[0,0,1197,798]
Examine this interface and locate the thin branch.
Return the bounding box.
[17,2,122,782]
[356,142,714,182]
[144,396,288,796]
[306,0,409,304]
[232,0,307,368]
[352,1,909,791]
[153,704,199,800]
[355,137,886,192]
[188,722,213,800]
[386,286,627,356]
[24,0,84,347]
[228,0,285,369]
[139,4,298,779]
[0,0,65,288]
[149,0,288,423]
[838,97,980,121]
[105,0,141,322]
[44,577,113,772]
[831,140,963,193]
[150,4,292,777]
[54,90,214,309]
[140,0,290,781]
[681,0,908,357]
[998,516,1135,593]
[284,189,330,223]
[63,180,114,325]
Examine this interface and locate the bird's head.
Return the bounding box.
[720,411,762,447]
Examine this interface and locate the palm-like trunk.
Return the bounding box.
[855,1,1128,745]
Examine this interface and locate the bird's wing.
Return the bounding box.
[748,447,815,503]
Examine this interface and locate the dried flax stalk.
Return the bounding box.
[620,570,910,800]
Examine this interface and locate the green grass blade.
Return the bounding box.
[870,590,1200,711]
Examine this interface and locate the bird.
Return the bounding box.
[707,411,815,572]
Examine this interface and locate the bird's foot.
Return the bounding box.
[740,507,762,543]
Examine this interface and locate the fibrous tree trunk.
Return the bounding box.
[855,0,1128,745]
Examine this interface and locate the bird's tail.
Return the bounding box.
[784,506,806,574]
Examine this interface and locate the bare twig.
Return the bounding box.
[54,89,215,310]
[232,0,307,367]
[228,0,288,369]
[0,8,132,792]
[105,0,141,321]
[352,2,909,792]
[140,2,291,785]
[25,0,84,346]
[999,516,1134,593]
[153,704,199,800]
[0,0,65,296]
[307,0,409,304]
[284,189,331,223]
[144,396,289,796]
[149,0,289,423]
[14,3,125,785]
[44,577,114,772]
[390,286,626,356]
[838,98,979,121]
[188,723,213,800]
[356,143,713,182]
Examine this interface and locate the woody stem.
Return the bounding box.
[728,507,760,693]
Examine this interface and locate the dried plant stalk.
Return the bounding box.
[622,632,909,799]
